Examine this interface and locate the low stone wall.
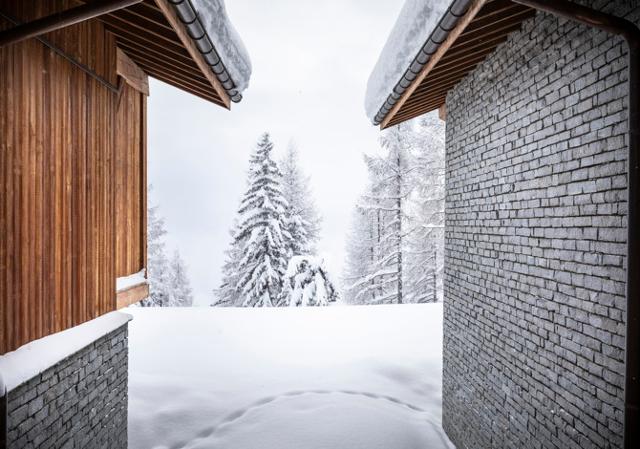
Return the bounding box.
[5,324,129,449]
[443,1,638,448]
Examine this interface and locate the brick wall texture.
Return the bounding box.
[443,1,639,448]
[6,324,129,449]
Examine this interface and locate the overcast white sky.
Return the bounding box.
[148,0,403,306]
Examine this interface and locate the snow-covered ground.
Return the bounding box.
[127,303,454,449]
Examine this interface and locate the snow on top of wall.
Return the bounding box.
[0,312,132,392]
[117,269,147,292]
[365,0,450,122]
[191,0,252,93]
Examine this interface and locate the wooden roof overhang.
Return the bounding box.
[378,0,536,129]
[98,0,231,107]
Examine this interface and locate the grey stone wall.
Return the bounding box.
[5,324,129,449]
[443,1,638,448]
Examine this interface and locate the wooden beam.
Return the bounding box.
[380,0,487,129]
[117,48,149,95]
[438,104,447,121]
[0,0,142,47]
[116,282,149,309]
[154,0,231,109]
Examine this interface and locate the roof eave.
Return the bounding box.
[375,0,536,129]
[155,0,232,109]
[378,0,485,129]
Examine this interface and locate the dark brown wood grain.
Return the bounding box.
[0,0,147,354]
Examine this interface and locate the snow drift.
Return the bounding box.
[127,303,453,449]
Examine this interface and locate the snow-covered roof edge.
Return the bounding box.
[365,0,472,125]
[0,312,132,392]
[170,0,252,102]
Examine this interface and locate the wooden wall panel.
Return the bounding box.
[0,0,147,354]
[115,83,147,278]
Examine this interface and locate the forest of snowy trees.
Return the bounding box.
[142,195,194,307]
[343,113,445,305]
[214,134,337,307]
[147,118,443,308]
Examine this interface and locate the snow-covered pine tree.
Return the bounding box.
[346,123,412,305]
[168,250,194,306]
[403,113,445,303]
[281,256,338,306]
[232,133,290,307]
[342,186,384,305]
[342,113,445,305]
[143,199,172,307]
[279,143,321,257]
[213,222,243,306]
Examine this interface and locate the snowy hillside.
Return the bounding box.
[127,303,453,449]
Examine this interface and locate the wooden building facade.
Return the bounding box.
[0,0,244,355]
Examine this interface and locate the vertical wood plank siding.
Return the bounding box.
[115,83,147,278]
[0,0,147,354]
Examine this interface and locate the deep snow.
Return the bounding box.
[127,303,453,449]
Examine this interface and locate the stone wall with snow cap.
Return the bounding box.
[2,317,130,448]
[442,0,638,448]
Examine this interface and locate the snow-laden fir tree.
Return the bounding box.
[279,143,322,257]
[168,250,194,306]
[221,133,291,307]
[342,113,444,305]
[282,256,338,306]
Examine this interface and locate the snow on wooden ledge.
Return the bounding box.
[0,311,132,393]
[116,269,147,292]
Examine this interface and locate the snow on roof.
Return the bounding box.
[189,0,252,97]
[365,0,470,125]
[0,312,132,392]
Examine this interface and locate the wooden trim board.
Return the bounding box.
[116,282,149,309]
[117,48,149,95]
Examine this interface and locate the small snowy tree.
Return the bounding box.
[232,133,290,307]
[143,200,172,307]
[168,250,194,306]
[279,143,322,257]
[213,222,243,306]
[144,191,195,307]
[281,256,338,306]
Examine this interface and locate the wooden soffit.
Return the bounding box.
[96,0,231,107]
[381,0,535,129]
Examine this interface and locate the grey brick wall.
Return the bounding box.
[5,324,129,449]
[443,1,638,448]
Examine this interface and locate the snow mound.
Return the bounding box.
[365,0,450,122]
[191,0,252,93]
[284,255,338,306]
